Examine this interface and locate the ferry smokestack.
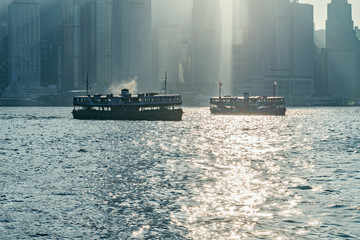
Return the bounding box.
[244,92,249,103]
[121,89,130,97]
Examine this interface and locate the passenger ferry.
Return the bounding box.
[73,73,183,121]
[73,89,183,121]
[210,83,286,116]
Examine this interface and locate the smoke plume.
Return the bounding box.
[108,77,138,94]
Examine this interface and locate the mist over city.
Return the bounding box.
[0,0,359,106]
[1,1,360,239]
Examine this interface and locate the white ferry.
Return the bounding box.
[210,83,286,116]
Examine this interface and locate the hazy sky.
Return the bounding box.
[220,0,360,31]
[298,0,360,30]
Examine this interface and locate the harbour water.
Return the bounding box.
[1,107,360,239]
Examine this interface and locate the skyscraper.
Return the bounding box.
[112,0,152,92]
[262,0,291,78]
[232,0,248,95]
[93,0,112,89]
[153,24,179,91]
[290,2,315,97]
[8,0,41,93]
[324,0,359,96]
[0,21,7,56]
[39,0,62,87]
[61,0,81,91]
[38,0,112,92]
[0,0,12,22]
[191,0,221,95]
[232,0,315,102]
[238,0,291,96]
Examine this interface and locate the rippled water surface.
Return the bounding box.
[1,107,360,239]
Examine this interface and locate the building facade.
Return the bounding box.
[0,0,12,22]
[93,0,112,89]
[153,24,179,91]
[232,0,248,95]
[232,0,315,103]
[8,0,41,93]
[324,0,360,96]
[290,2,315,98]
[191,0,221,95]
[112,0,152,92]
[60,0,81,91]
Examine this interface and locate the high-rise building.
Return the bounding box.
[60,0,81,91]
[93,0,112,89]
[290,2,315,97]
[112,0,152,92]
[39,0,62,88]
[0,0,12,22]
[232,0,248,95]
[324,0,359,96]
[8,0,41,93]
[232,0,315,103]
[237,0,292,96]
[191,0,221,95]
[262,0,291,78]
[152,0,192,91]
[0,21,8,92]
[153,24,179,91]
[0,21,7,55]
[38,0,112,93]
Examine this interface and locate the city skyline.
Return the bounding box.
[219,0,360,31]
[1,0,360,106]
[299,0,360,30]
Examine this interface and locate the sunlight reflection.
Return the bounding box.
[169,113,316,239]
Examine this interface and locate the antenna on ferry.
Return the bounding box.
[273,81,278,97]
[219,81,222,98]
[165,71,167,95]
[86,73,89,95]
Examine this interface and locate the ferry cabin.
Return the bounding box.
[210,95,285,111]
[73,92,182,112]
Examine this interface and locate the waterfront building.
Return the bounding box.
[232,0,315,104]
[60,0,82,92]
[8,0,41,93]
[93,0,112,89]
[191,0,221,95]
[112,0,152,92]
[290,2,315,98]
[232,0,248,95]
[0,21,7,57]
[233,0,292,96]
[0,21,8,92]
[153,24,179,91]
[45,0,112,92]
[0,0,12,22]
[324,0,360,96]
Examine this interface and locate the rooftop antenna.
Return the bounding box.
[219,81,222,98]
[273,81,278,97]
[165,71,167,95]
[86,73,89,95]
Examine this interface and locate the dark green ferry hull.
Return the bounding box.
[210,108,286,116]
[73,108,183,121]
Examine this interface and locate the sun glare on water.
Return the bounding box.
[166,113,315,239]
